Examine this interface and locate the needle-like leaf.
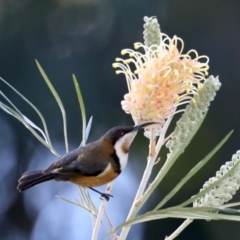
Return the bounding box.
[155,130,233,210]
[36,60,69,153]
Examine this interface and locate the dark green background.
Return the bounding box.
[1,0,240,239]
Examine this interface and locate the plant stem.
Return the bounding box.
[165,219,193,240]
[119,116,173,239]
[91,182,114,240]
[118,137,159,240]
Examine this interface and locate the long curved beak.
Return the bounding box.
[132,122,158,132]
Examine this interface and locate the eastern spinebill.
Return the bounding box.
[17,122,157,200]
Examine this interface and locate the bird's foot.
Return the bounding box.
[100,193,113,201]
[89,187,113,201]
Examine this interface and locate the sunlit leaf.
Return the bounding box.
[36,60,69,153]
[72,74,87,146]
[80,116,93,147]
[0,77,53,148]
[113,206,240,233]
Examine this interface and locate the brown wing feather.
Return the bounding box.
[44,141,109,177]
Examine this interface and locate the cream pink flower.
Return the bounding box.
[113,34,209,129]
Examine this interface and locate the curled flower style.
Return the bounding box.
[113,33,209,131]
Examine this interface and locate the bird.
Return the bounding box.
[17,122,157,200]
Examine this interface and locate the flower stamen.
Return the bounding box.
[114,27,210,130]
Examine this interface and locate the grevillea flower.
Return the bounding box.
[113,31,209,131]
[194,151,240,208]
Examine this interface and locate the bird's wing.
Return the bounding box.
[44,143,109,177]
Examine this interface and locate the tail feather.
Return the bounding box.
[17,170,54,192]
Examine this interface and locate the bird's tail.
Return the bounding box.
[17,170,54,192]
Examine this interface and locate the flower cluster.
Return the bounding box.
[143,16,161,47]
[194,151,240,207]
[113,18,209,131]
[166,76,221,154]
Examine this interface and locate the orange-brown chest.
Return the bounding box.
[70,163,119,187]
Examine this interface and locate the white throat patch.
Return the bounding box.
[114,132,136,171]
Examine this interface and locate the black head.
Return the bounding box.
[102,122,157,145]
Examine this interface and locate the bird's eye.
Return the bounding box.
[119,130,125,136]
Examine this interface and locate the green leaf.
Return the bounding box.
[57,190,110,234]
[0,77,55,154]
[72,74,87,146]
[155,130,233,210]
[35,60,69,153]
[56,193,98,218]
[0,100,59,156]
[113,206,240,233]
[221,202,240,208]
[80,116,93,147]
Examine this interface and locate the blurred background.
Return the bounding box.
[0,0,240,239]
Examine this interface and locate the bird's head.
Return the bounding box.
[103,122,157,146]
[102,122,158,170]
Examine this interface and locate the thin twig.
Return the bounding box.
[154,157,161,165]
[91,182,114,240]
[163,133,173,145]
[91,213,95,231]
[149,128,156,156]
[165,218,193,240]
[104,209,118,239]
